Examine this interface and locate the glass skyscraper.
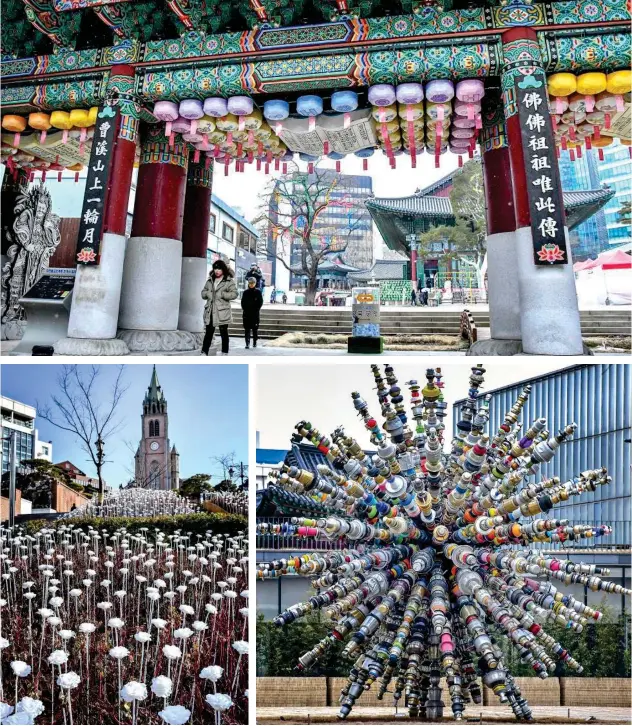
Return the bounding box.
[557,149,610,261]
[597,140,632,250]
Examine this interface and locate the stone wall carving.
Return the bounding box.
[1,181,61,339]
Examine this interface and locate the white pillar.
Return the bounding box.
[486,231,521,340]
[514,226,584,355]
[55,232,130,355]
[118,236,183,330]
[178,256,207,333]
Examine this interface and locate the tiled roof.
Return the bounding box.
[562,188,616,209]
[350,259,408,281]
[366,194,454,218]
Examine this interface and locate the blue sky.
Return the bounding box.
[1,363,249,488]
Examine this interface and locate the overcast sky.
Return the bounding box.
[256,360,576,452]
[2,363,249,488]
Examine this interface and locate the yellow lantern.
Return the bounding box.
[547,73,577,97]
[576,72,607,112]
[87,106,99,125]
[606,70,631,95]
[50,110,73,144]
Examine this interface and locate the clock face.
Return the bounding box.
[150,441,160,451]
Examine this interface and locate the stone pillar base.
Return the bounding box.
[118,236,183,331]
[54,337,130,356]
[116,328,201,354]
[68,232,127,339]
[2,320,26,341]
[486,231,521,340]
[515,226,584,355]
[178,256,207,333]
[467,338,593,356]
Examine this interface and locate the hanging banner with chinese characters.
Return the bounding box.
[515,76,568,266]
[75,105,119,265]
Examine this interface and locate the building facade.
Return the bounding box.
[557,150,610,261]
[208,194,259,291]
[267,171,373,290]
[597,140,632,250]
[1,396,53,475]
[55,460,101,491]
[134,366,180,491]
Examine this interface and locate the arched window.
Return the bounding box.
[154,420,160,437]
[149,420,154,437]
[149,461,161,489]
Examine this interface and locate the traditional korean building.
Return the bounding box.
[365,169,615,283]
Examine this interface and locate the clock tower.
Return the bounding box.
[134,366,180,490]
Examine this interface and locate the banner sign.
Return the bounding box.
[515,76,568,265]
[75,105,119,265]
[352,286,381,338]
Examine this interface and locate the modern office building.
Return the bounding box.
[1,396,53,475]
[557,150,610,260]
[267,171,374,290]
[597,140,632,250]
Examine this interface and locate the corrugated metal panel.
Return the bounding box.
[453,364,631,548]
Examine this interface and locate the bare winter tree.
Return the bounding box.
[38,365,128,504]
[253,164,362,305]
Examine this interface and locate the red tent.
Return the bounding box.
[598,249,632,270]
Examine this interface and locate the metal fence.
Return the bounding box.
[256,517,346,551]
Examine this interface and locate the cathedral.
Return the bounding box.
[134,366,180,490]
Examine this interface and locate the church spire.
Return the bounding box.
[143,365,167,414]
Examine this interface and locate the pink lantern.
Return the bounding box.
[451,127,475,139]
[453,116,476,129]
[153,101,179,136]
[204,97,229,118]
[455,79,484,120]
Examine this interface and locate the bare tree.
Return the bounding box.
[121,438,173,490]
[38,365,128,504]
[253,164,362,305]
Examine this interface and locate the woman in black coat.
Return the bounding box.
[241,276,264,348]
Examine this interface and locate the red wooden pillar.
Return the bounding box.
[480,92,519,341]
[118,124,190,339]
[179,160,214,333]
[500,27,583,354]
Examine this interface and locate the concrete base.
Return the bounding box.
[67,232,127,340]
[1,320,26,340]
[116,328,200,353]
[178,256,207,333]
[486,231,521,340]
[118,235,183,331]
[515,226,584,355]
[468,337,594,356]
[54,337,130,356]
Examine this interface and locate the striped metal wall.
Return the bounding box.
[453,364,631,548]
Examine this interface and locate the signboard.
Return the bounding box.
[515,76,568,265]
[22,271,75,300]
[75,105,119,265]
[351,286,380,337]
[280,111,377,156]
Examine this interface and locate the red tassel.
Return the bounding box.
[594,126,600,140]
[458,155,463,168]
[605,114,611,130]
[585,136,592,150]
[29,171,35,182]
[323,141,329,155]
[336,160,341,172]
[265,163,270,175]
[435,156,440,168]
[577,145,582,158]
[556,145,561,158]
[256,159,261,171]
[248,130,254,145]
[42,170,46,181]
[629,146,632,159]
[194,149,200,163]
[569,149,575,161]
[248,151,254,163]
[569,126,576,141]
[74,172,79,182]
[468,148,473,158]
[598,149,604,161]
[227,132,233,145]
[283,162,288,174]
[224,162,229,176]
[308,162,314,174]
[363,158,368,171]
[258,141,263,155]
[561,136,568,150]
[58,171,62,182]
[169,132,175,148]
[274,159,280,171]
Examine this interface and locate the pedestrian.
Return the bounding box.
[241,276,263,349]
[248,264,263,290]
[270,286,276,304]
[410,288,417,306]
[282,292,287,305]
[201,260,238,355]
[421,287,429,306]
